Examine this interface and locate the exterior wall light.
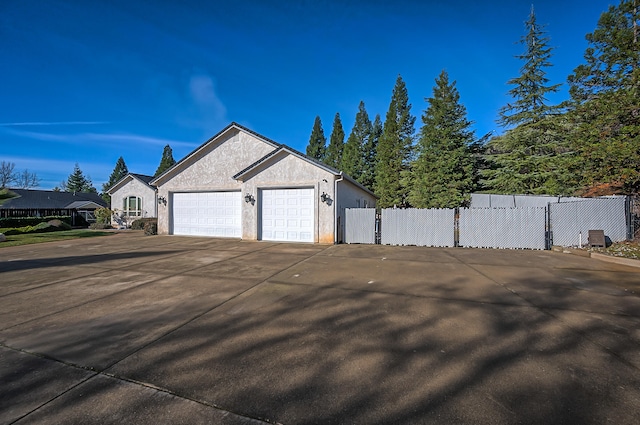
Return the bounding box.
[320,192,332,205]
[157,196,167,205]
[244,193,255,204]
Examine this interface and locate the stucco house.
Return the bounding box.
[149,122,376,243]
[106,173,156,227]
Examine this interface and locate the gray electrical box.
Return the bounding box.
[588,230,606,247]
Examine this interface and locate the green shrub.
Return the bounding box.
[1,219,71,235]
[143,221,158,236]
[0,216,72,228]
[131,217,156,230]
[34,222,51,231]
[0,188,17,205]
[2,228,23,235]
[94,207,112,224]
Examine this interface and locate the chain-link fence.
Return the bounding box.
[549,197,628,247]
[632,195,640,241]
[345,195,632,249]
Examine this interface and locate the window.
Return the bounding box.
[123,196,143,217]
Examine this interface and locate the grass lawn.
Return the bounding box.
[0,230,114,247]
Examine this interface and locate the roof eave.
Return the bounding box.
[106,175,134,194]
[233,146,340,181]
[150,122,280,186]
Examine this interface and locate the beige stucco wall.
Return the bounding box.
[154,127,375,243]
[239,151,337,243]
[155,129,276,235]
[110,177,157,219]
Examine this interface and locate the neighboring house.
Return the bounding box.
[150,122,376,243]
[0,189,107,225]
[106,173,156,228]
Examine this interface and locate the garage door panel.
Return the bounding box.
[261,188,314,242]
[173,192,241,237]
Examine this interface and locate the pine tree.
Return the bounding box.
[154,145,176,177]
[486,7,572,195]
[325,113,345,169]
[498,6,561,127]
[375,75,416,207]
[341,101,372,182]
[306,116,327,161]
[101,157,129,203]
[408,71,476,208]
[360,114,382,191]
[568,0,640,102]
[567,0,640,194]
[63,163,97,193]
[482,116,578,195]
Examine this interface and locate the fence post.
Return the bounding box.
[626,195,633,240]
[454,207,460,247]
[546,204,551,250]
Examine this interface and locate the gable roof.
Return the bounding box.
[131,173,154,185]
[149,122,376,197]
[65,200,106,209]
[149,122,280,186]
[233,145,340,180]
[0,189,107,210]
[234,145,376,197]
[106,173,155,195]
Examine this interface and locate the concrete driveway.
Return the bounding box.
[1,232,639,424]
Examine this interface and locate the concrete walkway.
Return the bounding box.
[1,232,639,424]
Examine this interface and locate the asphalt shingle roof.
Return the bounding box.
[0,189,107,210]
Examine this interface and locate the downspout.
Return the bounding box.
[334,172,344,244]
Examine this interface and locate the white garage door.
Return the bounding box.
[261,188,314,242]
[172,192,241,237]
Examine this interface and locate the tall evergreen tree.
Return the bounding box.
[498,6,561,127]
[408,71,476,208]
[568,0,640,102]
[360,114,382,191]
[101,156,129,203]
[306,116,327,161]
[375,75,416,207]
[325,113,345,168]
[342,101,372,182]
[567,0,640,194]
[154,145,176,177]
[486,7,572,195]
[482,116,578,195]
[63,163,97,193]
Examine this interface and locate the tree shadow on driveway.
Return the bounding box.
[1,242,640,424]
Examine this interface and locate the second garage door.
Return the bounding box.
[172,192,241,237]
[261,188,314,242]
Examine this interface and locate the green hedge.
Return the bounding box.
[0,216,72,228]
[1,219,72,235]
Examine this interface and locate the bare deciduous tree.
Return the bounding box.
[16,169,40,189]
[0,161,17,188]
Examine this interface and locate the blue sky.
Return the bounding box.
[1,0,614,190]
